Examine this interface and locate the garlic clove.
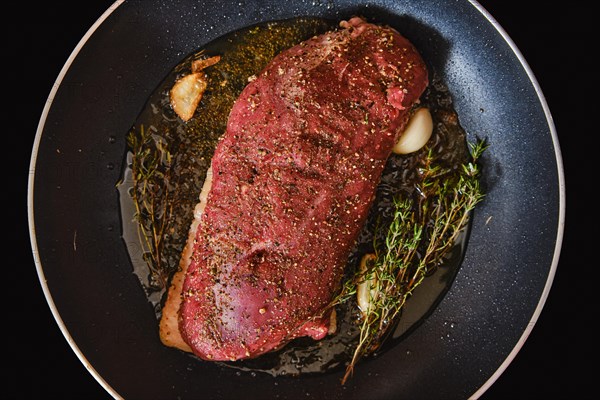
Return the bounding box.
[393,107,433,154]
[357,253,377,317]
[170,72,208,122]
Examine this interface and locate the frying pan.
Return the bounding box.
[27,0,564,398]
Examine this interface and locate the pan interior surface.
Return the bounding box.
[29,1,562,399]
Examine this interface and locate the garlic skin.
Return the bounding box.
[328,309,338,335]
[393,107,433,154]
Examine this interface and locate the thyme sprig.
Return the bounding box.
[127,126,178,289]
[336,138,488,384]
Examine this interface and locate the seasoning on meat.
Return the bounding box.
[174,17,428,361]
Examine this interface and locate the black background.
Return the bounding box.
[8,1,590,398]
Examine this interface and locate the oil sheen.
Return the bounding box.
[117,17,469,377]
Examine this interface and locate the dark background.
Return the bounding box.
[8,1,590,398]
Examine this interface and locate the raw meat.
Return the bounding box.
[175,17,428,361]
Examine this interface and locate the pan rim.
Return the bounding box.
[466,0,564,397]
[27,1,126,399]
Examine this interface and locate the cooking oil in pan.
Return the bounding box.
[117,17,470,377]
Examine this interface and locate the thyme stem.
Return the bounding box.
[335,138,488,384]
[127,125,178,289]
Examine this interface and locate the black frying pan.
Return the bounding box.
[25,0,567,398]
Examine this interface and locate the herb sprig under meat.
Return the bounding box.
[334,139,488,384]
[127,125,178,290]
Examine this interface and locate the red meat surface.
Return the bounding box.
[179,17,428,361]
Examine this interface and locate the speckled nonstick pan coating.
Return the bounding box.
[28,1,563,398]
